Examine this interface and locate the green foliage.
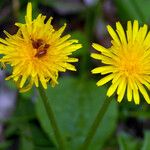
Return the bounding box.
[115,0,150,24]
[39,0,85,14]
[1,0,150,150]
[118,131,150,150]
[19,123,56,150]
[70,31,89,57]
[2,94,56,150]
[141,131,150,150]
[118,132,142,150]
[35,77,118,150]
[0,140,12,150]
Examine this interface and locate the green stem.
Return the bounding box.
[38,85,65,150]
[80,96,112,150]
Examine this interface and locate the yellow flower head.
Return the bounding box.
[0,2,82,92]
[91,20,150,104]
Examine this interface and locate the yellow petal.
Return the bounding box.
[20,75,28,88]
[136,81,150,104]
[96,74,114,86]
[127,78,132,102]
[91,66,115,74]
[19,80,33,93]
[107,76,121,97]
[116,22,127,45]
[118,81,126,103]
[26,2,32,23]
[92,43,108,53]
[117,76,126,95]
[133,89,140,104]
[107,25,120,46]
[132,20,139,42]
[126,21,132,42]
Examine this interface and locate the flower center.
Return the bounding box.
[121,57,140,76]
[31,39,50,57]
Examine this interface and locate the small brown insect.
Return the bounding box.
[32,39,44,49]
[35,49,47,57]
[44,44,50,49]
[31,39,50,58]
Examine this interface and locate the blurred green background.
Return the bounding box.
[0,0,150,150]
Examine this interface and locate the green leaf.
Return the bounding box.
[19,123,56,150]
[8,95,36,124]
[20,126,34,150]
[141,131,150,150]
[134,0,150,23]
[118,132,141,150]
[0,140,12,150]
[40,0,85,14]
[35,77,118,150]
[30,123,55,149]
[5,79,17,90]
[70,31,89,57]
[114,0,150,23]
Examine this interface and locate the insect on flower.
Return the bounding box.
[0,2,82,92]
[31,39,50,57]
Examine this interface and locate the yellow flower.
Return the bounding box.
[91,20,150,104]
[0,2,82,92]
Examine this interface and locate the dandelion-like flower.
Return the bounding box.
[91,20,150,104]
[0,2,82,92]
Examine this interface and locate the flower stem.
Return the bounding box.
[80,96,112,150]
[38,85,65,150]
